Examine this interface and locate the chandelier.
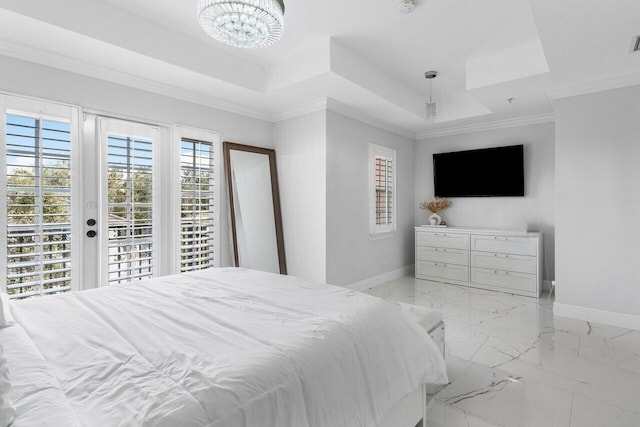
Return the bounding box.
[197,0,285,49]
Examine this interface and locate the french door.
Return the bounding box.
[95,118,162,285]
[0,105,162,298]
[1,95,220,299]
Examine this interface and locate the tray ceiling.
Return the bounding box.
[0,0,639,137]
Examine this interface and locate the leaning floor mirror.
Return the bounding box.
[223,142,287,274]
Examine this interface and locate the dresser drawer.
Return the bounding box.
[416,231,469,250]
[470,252,536,274]
[470,234,537,256]
[470,267,537,293]
[416,260,469,282]
[417,246,468,266]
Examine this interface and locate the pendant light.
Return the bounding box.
[425,70,438,120]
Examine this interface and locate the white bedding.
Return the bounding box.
[5,268,447,427]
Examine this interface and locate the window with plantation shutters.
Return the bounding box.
[4,113,73,299]
[2,102,221,293]
[369,144,396,235]
[375,156,393,226]
[180,138,216,272]
[106,133,155,284]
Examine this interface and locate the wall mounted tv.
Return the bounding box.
[433,144,524,197]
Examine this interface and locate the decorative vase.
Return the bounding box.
[429,212,442,225]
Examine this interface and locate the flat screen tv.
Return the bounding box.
[433,144,524,197]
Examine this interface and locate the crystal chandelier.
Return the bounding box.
[424,70,438,119]
[197,0,285,49]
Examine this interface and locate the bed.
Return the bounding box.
[1,268,447,427]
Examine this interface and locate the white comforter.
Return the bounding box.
[5,268,447,427]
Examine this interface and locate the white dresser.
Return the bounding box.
[415,226,543,298]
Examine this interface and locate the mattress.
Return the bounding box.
[397,302,443,334]
[3,268,447,427]
[398,302,445,357]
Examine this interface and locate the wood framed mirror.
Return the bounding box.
[223,142,287,274]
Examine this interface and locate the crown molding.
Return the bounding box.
[0,36,418,138]
[0,37,561,140]
[273,98,416,139]
[0,39,273,122]
[416,113,555,140]
[272,99,328,122]
[546,72,640,101]
[324,98,416,139]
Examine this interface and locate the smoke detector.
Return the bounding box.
[398,0,416,14]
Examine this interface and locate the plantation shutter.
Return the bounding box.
[106,133,155,284]
[180,138,216,272]
[4,113,72,299]
[369,144,396,235]
[375,156,393,226]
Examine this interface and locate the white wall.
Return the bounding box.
[0,55,273,268]
[415,123,555,281]
[326,111,415,286]
[555,85,640,321]
[274,111,327,283]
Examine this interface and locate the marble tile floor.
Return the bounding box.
[363,277,640,427]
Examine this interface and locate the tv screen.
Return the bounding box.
[433,145,524,197]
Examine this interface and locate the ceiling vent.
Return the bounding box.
[632,36,640,53]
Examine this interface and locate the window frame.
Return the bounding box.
[368,143,396,237]
[0,93,82,297]
[171,126,221,274]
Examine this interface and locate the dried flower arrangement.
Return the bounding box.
[419,197,452,213]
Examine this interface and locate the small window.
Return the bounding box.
[369,144,396,235]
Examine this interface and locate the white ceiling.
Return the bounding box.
[1,0,639,137]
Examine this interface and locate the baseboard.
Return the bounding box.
[346,265,414,292]
[553,302,640,331]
